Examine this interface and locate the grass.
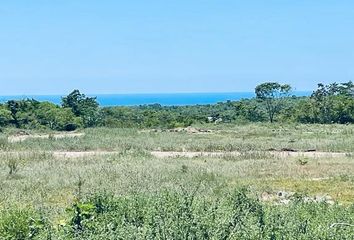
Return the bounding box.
[2,189,354,239]
[4,123,354,152]
[261,179,354,203]
[0,123,353,238]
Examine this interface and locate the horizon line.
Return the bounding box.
[0,90,312,97]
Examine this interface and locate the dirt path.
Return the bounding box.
[0,150,114,157]
[0,150,351,159]
[150,151,351,159]
[0,150,116,159]
[7,132,85,143]
[52,151,115,158]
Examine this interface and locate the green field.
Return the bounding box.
[0,123,354,239]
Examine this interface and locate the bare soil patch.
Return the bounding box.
[260,190,335,205]
[8,132,85,143]
[150,150,349,159]
[141,127,213,134]
[52,151,115,158]
[0,149,350,159]
[0,150,116,159]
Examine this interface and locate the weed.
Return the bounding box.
[67,201,96,232]
[0,136,8,150]
[7,158,19,176]
[48,133,55,140]
[297,157,309,166]
[181,164,188,173]
[0,208,46,239]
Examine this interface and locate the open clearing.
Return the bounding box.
[0,124,353,237]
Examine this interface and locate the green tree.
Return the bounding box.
[35,102,82,130]
[255,82,292,123]
[310,82,354,123]
[0,105,12,127]
[62,90,100,127]
[6,100,20,127]
[6,99,40,128]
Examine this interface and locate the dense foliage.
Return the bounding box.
[1,189,353,239]
[3,99,81,131]
[296,82,354,124]
[0,82,353,130]
[62,90,101,128]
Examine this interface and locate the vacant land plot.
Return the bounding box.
[2,123,353,152]
[0,124,353,239]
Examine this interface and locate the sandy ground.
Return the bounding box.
[0,150,115,159]
[52,151,115,158]
[7,132,85,143]
[0,150,350,159]
[150,151,350,159]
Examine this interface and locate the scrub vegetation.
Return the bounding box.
[0,81,353,131]
[0,82,353,239]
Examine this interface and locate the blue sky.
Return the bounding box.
[0,0,353,95]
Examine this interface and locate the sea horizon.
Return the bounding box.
[0,91,311,107]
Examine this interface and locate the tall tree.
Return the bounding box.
[0,105,12,127]
[6,99,40,128]
[6,100,20,127]
[310,81,354,123]
[62,90,100,127]
[255,82,292,123]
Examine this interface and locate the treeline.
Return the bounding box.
[0,82,353,131]
[0,90,99,131]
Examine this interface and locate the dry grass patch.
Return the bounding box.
[7,132,85,143]
[259,178,354,204]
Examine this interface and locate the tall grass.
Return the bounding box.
[2,189,353,239]
[5,124,354,152]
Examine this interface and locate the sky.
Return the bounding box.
[0,0,353,95]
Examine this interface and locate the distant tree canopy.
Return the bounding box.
[36,102,81,131]
[0,105,12,127]
[0,81,353,131]
[255,82,292,123]
[62,90,100,127]
[296,81,354,124]
[1,99,81,131]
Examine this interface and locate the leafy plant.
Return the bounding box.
[67,202,96,232]
[0,208,45,240]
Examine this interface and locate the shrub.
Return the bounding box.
[56,189,354,239]
[0,208,45,240]
[7,158,19,176]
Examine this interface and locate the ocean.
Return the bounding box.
[0,92,311,107]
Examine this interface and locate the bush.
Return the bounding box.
[0,208,46,240]
[1,190,354,239]
[56,189,354,239]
